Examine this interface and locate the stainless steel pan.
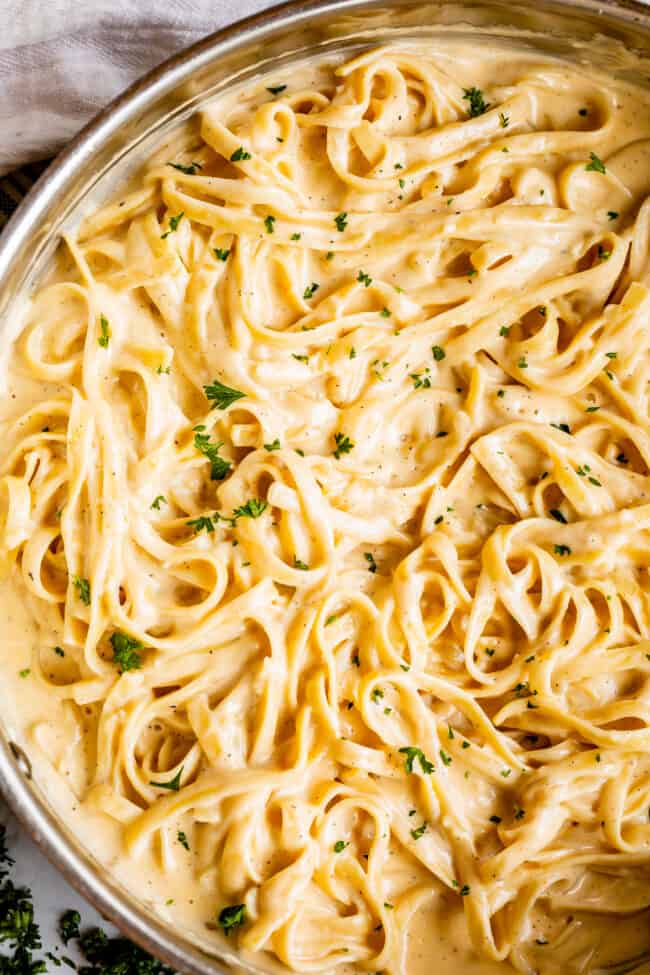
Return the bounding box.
[1,2,650,972]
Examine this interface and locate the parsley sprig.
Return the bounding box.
[193,427,232,480]
[203,379,246,410]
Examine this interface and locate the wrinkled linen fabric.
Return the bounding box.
[0,0,275,174]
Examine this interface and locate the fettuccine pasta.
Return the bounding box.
[3,38,650,975]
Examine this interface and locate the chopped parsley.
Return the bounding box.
[187,514,215,534]
[333,840,348,853]
[380,307,391,317]
[110,632,143,672]
[499,112,509,128]
[607,210,619,220]
[585,405,600,413]
[214,247,230,261]
[59,909,81,946]
[303,282,320,300]
[151,495,167,510]
[264,214,276,233]
[218,903,246,935]
[193,428,231,480]
[364,552,378,573]
[267,84,287,95]
[551,422,571,434]
[230,146,251,162]
[499,325,510,337]
[264,438,281,451]
[204,378,245,410]
[585,152,606,174]
[463,86,489,117]
[177,831,190,851]
[72,575,91,606]
[439,749,452,767]
[168,160,202,175]
[54,646,65,657]
[334,212,348,232]
[333,432,354,458]
[411,370,431,389]
[490,814,502,824]
[432,345,445,362]
[371,688,384,702]
[399,746,435,774]
[149,766,184,791]
[357,270,372,287]
[232,498,268,519]
[293,556,309,570]
[18,668,30,678]
[518,356,528,369]
[554,544,571,556]
[160,212,184,238]
[459,884,471,896]
[98,314,111,348]
[549,508,567,524]
[291,232,302,240]
[410,822,427,840]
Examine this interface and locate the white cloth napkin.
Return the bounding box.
[0,0,275,175]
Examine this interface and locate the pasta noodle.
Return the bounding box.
[3,38,650,975]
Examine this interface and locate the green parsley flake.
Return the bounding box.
[333,432,354,458]
[230,146,252,162]
[399,746,435,774]
[177,831,190,850]
[187,514,215,534]
[334,212,348,232]
[232,498,268,519]
[72,575,91,605]
[168,160,202,175]
[554,544,571,556]
[585,152,606,174]
[357,270,372,287]
[432,345,445,362]
[499,112,509,128]
[218,904,246,935]
[264,214,276,233]
[151,495,167,510]
[193,429,232,480]
[303,282,320,300]
[214,248,230,261]
[149,766,184,791]
[333,840,348,853]
[410,822,427,840]
[98,314,111,348]
[110,632,143,673]
[161,212,184,239]
[411,371,431,389]
[267,85,287,95]
[364,551,378,573]
[463,87,489,117]
[264,438,281,451]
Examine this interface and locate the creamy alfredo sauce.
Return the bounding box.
[3,38,650,975]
